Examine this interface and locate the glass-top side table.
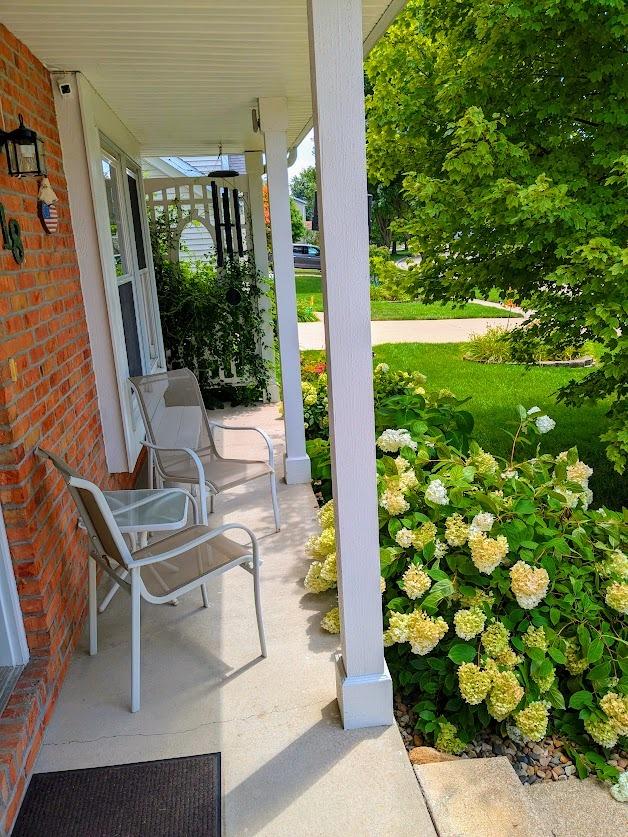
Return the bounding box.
[97,487,194,613]
[103,488,191,533]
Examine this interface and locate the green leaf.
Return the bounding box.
[568,691,593,710]
[526,647,546,664]
[448,643,477,664]
[386,597,407,612]
[548,647,566,665]
[514,499,536,515]
[577,625,591,653]
[546,683,565,711]
[588,661,611,686]
[586,639,604,663]
[549,608,560,626]
[538,659,553,678]
[420,578,455,610]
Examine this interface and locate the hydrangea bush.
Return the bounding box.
[303,360,475,503]
[304,404,627,782]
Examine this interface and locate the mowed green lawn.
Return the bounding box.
[295,273,520,321]
[302,342,626,509]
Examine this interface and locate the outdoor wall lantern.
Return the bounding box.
[0,114,47,177]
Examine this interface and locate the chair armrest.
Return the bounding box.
[141,441,207,522]
[131,522,258,568]
[207,422,275,470]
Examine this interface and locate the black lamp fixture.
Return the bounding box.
[0,114,47,178]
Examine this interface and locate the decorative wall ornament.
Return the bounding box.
[0,202,24,264]
[37,176,59,234]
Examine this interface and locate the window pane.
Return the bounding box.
[127,171,147,270]
[102,157,127,277]
[118,282,143,377]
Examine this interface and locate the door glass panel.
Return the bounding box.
[102,157,127,277]
[127,171,147,270]
[118,282,143,377]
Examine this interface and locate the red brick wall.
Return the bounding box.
[0,25,137,832]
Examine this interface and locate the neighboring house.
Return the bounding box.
[292,196,307,223]
[0,2,406,831]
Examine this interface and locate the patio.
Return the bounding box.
[33,404,436,835]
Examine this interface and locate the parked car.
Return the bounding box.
[293,243,321,270]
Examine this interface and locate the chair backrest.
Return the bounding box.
[129,368,216,476]
[36,447,132,571]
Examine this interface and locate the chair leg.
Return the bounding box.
[253,556,267,658]
[201,583,209,608]
[270,473,280,532]
[88,557,98,656]
[131,569,141,713]
[98,571,127,613]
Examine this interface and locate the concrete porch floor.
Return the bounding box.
[34,404,435,836]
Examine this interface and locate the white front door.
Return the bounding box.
[101,146,162,378]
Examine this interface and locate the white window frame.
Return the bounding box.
[0,503,29,668]
[93,135,165,469]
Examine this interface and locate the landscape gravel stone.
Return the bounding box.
[394,697,627,787]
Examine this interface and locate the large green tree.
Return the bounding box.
[366,0,628,471]
[290,165,317,221]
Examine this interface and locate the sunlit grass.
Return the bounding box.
[295,274,520,321]
[301,342,626,509]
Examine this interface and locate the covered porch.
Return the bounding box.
[0,0,418,830]
[34,403,434,834]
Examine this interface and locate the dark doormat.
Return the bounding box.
[12,753,221,837]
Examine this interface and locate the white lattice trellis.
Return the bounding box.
[145,175,252,263]
[145,175,261,388]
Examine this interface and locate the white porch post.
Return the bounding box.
[244,150,279,403]
[259,97,311,484]
[307,0,393,729]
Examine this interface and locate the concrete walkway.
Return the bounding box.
[34,404,435,836]
[299,313,522,350]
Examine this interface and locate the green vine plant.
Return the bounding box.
[149,210,270,407]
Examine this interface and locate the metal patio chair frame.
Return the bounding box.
[129,368,280,531]
[36,446,267,713]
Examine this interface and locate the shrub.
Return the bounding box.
[150,214,269,406]
[297,301,318,322]
[304,403,627,780]
[369,245,414,301]
[300,358,475,501]
[465,327,581,365]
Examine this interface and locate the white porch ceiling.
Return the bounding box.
[1,0,405,154]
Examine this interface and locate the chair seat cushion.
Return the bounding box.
[161,448,272,492]
[133,525,251,597]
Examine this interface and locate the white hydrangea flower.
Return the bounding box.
[527,406,541,415]
[434,539,448,560]
[470,512,494,533]
[395,527,415,548]
[379,490,409,516]
[375,363,389,373]
[610,771,628,803]
[376,428,417,453]
[535,415,556,434]
[566,460,593,486]
[425,479,449,506]
[501,469,518,480]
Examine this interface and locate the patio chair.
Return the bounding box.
[129,368,280,531]
[36,446,266,713]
